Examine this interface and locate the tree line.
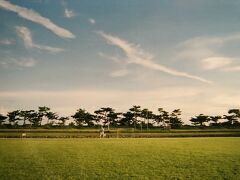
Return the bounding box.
[0,106,240,129]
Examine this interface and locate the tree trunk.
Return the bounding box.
[134,116,136,130]
[147,118,149,131]
[23,118,26,126]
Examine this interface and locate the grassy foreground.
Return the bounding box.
[0,138,239,180]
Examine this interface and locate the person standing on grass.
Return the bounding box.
[100,126,105,138]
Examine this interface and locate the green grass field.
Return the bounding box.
[0,138,239,179]
[1,128,240,138]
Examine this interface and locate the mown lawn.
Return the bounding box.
[1,128,240,138]
[0,138,239,179]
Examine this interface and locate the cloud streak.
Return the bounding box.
[0,58,36,68]
[0,39,15,45]
[176,37,223,61]
[222,66,240,72]
[201,57,232,70]
[64,8,77,18]
[0,0,75,39]
[177,33,240,71]
[110,69,129,77]
[89,18,96,24]
[200,56,240,72]
[16,26,64,53]
[98,31,211,84]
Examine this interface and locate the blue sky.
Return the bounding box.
[0,0,240,122]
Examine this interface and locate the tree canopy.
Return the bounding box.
[0,106,239,129]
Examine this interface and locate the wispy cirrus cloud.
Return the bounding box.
[0,57,36,68]
[222,66,240,72]
[177,33,240,72]
[98,52,129,77]
[98,31,211,84]
[16,26,64,53]
[98,52,125,64]
[88,18,96,25]
[64,8,77,18]
[0,39,15,45]
[177,37,222,61]
[201,57,233,70]
[177,32,240,61]
[0,0,75,39]
[110,69,129,77]
[200,56,240,72]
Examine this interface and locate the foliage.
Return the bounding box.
[7,110,21,126]
[190,114,210,127]
[58,117,69,127]
[169,109,183,129]
[129,105,142,129]
[72,109,94,127]
[1,106,240,129]
[0,114,7,125]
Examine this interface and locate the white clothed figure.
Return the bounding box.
[100,126,105,138]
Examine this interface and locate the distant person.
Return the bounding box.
[100,126,106,138]
[21,133,26,138]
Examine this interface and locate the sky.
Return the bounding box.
[0,0,240,123]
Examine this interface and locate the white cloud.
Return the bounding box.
[16,26,64,53]
[0,39,15,45]
[201,57,232,70]
[177,32,240,62]
[98,52,129,77]
[110,69,129,77]
[0,58,36,68]
[177,33,240,72]
[177,37,223,61]
[222,66,240,72]
[88,18,96,24]
[64,8,77,18]
[98,31,211,84]
[98,52,126,64]
[0,0,75,39]
[199,56,240,72]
